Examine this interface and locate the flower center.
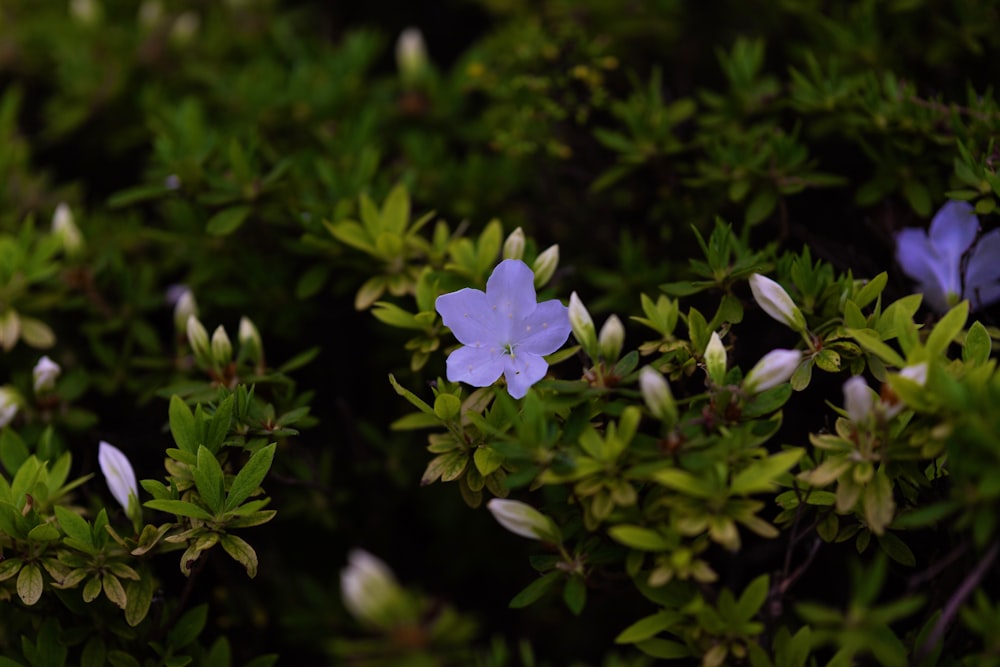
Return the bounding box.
[503,342,516,358]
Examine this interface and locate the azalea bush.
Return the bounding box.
[1,0,1000,666]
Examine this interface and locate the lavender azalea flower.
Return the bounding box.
[896,200,1000,313]
[435,259,571,398]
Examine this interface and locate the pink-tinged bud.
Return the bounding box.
[704,332,727,384]
[843,376,874,423]
[749,274,807,332]
[32,356,61,394]
[743,349,801,393]
[487,498,561,543]
[639,366,677,424]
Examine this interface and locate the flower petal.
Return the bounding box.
[964,228,1000,310]
[445,345,505,388]
[435,288,495,347]
[486,259,538,339]
[896,228,952,313]
[516,299,571,355]
[503,352,549,399]
[928,200,978,257]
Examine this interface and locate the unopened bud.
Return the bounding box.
[32,356,61,394]
[749,274,806,333]
[486,498,561,543]
[568,292,598,358]
[340,549,406,627]
[171,288,198,333]
[843,376,874,424]
[186,316,211,367]
[238,317,264,366]
[639,366,677,424]
[137,0,163,28]
[52,203,84,256]
[532,245,559,288]
[170,11,199,45]
[211,326,233,368]
[70,0,101,24]
[743,349,801,394]
[598,315,625,362]
[0,386,21,428]
[502,227,526,261]
[704,332,727,384]
[881,362,929,419]
[395,27,429,87]
[98,441,139,516]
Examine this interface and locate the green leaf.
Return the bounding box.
[635,638,690,659]
[125,573,155,626]
[736,575,769,620]
[421,450,468,485]
[169,396,199,453]
[433,394,462,421]
[27,522,61,542]
[925,300,968,358]
[220,534,258,578]
[168,603,208,650]
[731,449,804,495]
[876,532,915,566]
[206,205,252,236]
[963,321,992,365]
[845,328,905,368]
[745,189,778,226]
[0,429,29,476]
[203,395,234,454]
[388,374,434,415]
[615,610,679,644]
[193,446,225,515]
[563,576,587,615]
[17,562,43,605]
[608,525,672,551]
[225,443,275,512]
[509,570,561,608]
[863,468,896,536]
[144,499,214,521]
[380,183,411,236]
[473,447,504,476]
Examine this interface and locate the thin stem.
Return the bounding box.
[915,540,999,662]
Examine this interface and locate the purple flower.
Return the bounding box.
[435,259,571,398]
[896,201,1000,313]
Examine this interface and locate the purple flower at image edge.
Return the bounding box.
[895,200,1000,313]
[435,259,572,398]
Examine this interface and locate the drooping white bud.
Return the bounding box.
[486,498,561,543]
[186,316,211,367]
[749,274,807,332]
[743,349,801,394]
[98,441,138,514]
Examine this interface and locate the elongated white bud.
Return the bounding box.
[487,498,561,543]
[743,349,801,393]
[598,314,625,362]
[704,332,727,384]
[502,227,526,260]
[532,245,559,287]
[749,274,807,332]
[639,366,677,424]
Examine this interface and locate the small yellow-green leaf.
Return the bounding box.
[206,205,252,236]
[17,563,43,605]
[615,610,679,644]
[19,316,55,349]
[963,321,992,365]
[421,450,468,485]
[103,573,127,609]
[221,534,259,578]
[473,446,503,476]
[926,301,968,358]
[433,394,462,421]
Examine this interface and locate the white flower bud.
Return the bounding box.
[598,314,625,361]
[532,244,559,288]
[238,316,264,365]
[0,386,21,428]
[70,0,100,24]
[32,356,61,394]
[52,203,84,256]
[486,498,561,543]
[395,27,428,86]
[568,292,598,357]
[843,376,874,423]
[170,11,200,45]
[171,288,198,333]
[749,274,807,332]
[211,326,233,368]
[639,366,677,424]
[186,316,211,367]
[137,0,163,28]
[340,549,405,627]
[704,332,727,384]
[502,227,526,261]
[98,441,138,514]
[743,349,801,394]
